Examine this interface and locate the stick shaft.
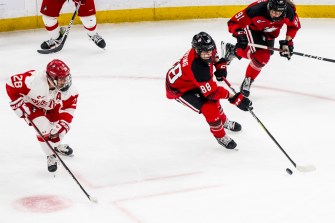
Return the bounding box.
[248,43,335,63]
[222,78,297,168]
[26,116,95,202]
[37,1,81,54]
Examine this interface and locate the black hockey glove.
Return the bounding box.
[228,92,253,111]
[233,28,248,50]
[214,58,227,81]
[279,40,294,60]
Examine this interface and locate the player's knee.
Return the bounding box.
[42,15,58,28]
[80,15,97,30]
[253,50,271,65]
[201,102,220,121]
[250,50,271,70]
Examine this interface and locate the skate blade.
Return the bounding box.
[49,171,57,178]
[221,41,226,58]
[220,41,233,65]
[56,152,74,157]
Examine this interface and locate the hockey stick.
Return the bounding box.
[26,115,98,203]
[37,1,81,54]
[248,43,335,63]
[221,77,316,172]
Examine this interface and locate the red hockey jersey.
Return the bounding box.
[165,49,229,101]
[228,0,301,40]
[6,70,78,124]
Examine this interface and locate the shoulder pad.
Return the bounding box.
[191,58,211,82]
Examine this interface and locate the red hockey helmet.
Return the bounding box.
[46,59,72,92]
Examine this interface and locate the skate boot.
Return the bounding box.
[240,77,254,97]
[54,144,73,157]
[224,119,242,132]
[47,154,58,172]
[88,33,106,49]
[40,27,66,50]
[215,135,237,149]
[221,41,236,65]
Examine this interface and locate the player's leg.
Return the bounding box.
[218,103,242,132]
[30,111,73,172]
[40,0,66,49]
[76,0,106,48]
[177,90,237,149]
[239,29,272,97]
[31,115,58,172]
[240,49,271,97]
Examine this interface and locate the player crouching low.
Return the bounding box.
[165,32,253,149]
[6,59,79,173]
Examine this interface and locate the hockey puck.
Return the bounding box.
[286,168,293,175]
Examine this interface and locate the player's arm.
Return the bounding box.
[49,91,78,139]
[285,15,300,40]
[279,6,301,60]
[201,82,231,101]
[191,61,230,101]
[227,9,252,34]
[6,72,32,119]
[60,93,78,123]
[227,9,252,50]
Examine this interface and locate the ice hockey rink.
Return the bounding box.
[1,18,335,223]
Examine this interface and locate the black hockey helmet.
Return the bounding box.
[267,0,287,21]
[191,32,216,53]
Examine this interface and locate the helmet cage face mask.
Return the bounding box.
[47,73,72,92]
[191,32,216,62]
[267,0,287,22]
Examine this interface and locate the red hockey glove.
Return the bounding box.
[279,40,294,60]
[214,58,228,81]
[228,92,253,111]
[9,97,31,118]
[49,120,70,139]
[233,28,248,50]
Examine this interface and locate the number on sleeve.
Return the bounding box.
[12,75,23,88]
[167,62,183,84]
[200,83,212,94]
[235,11,245,21]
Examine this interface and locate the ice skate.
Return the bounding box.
[54,144,73,157]
[240,77,254,97]
[221,41,236,65]
[88,33,106,49]
[47,154,58,173]
[40,27,65,50]
[215,135,237,149]
[224,119,242,132]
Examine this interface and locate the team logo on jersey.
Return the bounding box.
[42,5,47,11]
[263,26,278,33]
[235,98,241,105]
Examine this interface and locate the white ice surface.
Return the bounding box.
[1,18,335,223]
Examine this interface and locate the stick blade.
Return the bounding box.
[37,43,64,54]
[89,196,99,204]
[296,165,316,172]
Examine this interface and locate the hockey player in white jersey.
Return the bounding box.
[6,59,79,173]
